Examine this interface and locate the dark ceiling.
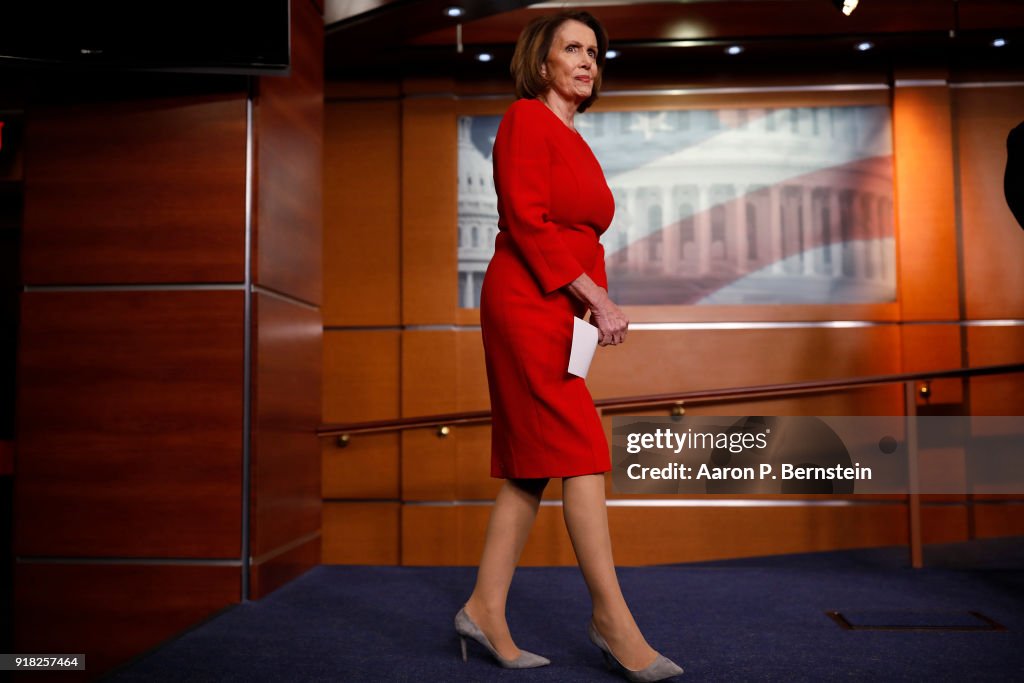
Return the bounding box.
[323,0,1024,81]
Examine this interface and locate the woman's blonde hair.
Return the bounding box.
[510,11,608,114]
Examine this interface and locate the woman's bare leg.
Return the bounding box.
[562,473,659,671]
[464,477,549,660]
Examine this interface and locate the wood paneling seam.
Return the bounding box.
[241,85,255,603]
[321,500,403,507]
[250,530,321,565]
[949,86,971,378]
[326,321,1023,333]
[401,499,912,507]
[23,284,246,292]
[253,284,320,310]
[15,557,243,566]
[951,81,1024,89]
[894,80,948,87]
[324,96,402,103]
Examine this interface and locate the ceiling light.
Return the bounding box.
[993,38,1007,47]
[606,49,620,59]
[726,45,743,55]
[476,53,493,62]
[832,0,859,15]
[445,6,464,18]
[856,41,874,51]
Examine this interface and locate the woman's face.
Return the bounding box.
[542,20,599,105]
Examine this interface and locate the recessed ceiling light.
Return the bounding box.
[476,53,493,62]
[726,45,743,55]
[856,41,874,52]
[993,38,1007,48]
[606,49,620,59]
[445,6,464,18]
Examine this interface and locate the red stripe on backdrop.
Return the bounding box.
[610,154,896,262]
[605,155,895,305]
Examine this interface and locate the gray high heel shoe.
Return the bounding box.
[588,620,684,682]
[454,606,551,668]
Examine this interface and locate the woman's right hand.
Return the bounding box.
[589,297,629,346]
[566,271,629,345]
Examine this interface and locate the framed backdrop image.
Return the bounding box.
[457,104,895,309]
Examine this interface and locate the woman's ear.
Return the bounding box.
[540,62,548,79]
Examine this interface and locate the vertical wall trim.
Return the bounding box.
[949,87,968,351]
[241,84,255,601]
[948,85,973,411]
[947,87,976,539]
[397,96,405,566]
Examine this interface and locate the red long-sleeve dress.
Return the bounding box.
[480,97,615,479]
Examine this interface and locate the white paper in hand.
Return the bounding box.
[568,316,599,378]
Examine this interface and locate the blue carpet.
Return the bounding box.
[106,539,1024,682]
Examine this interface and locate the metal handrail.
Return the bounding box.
[317,361,1024,439]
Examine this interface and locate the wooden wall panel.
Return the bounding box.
[401,326,907,423]
[22,94,247,285]
[323,433,400,499]
[400,424,554,502]
[402,423,567,503]
[401,95,458,325]
[667,385,905,417]
[325,82,402,99]
[254,0,324,305]
[323,100,401,327]
[453,425,505,501]
[893,81,960,322]
[401,504,460,566]
[901,323,964,405]
[955,85,1024,320]
[250,533,321,600]
[457,329,489,411]
[971,502,1024,538]
[251,293,322,559]
[588,326,903,400]
[401,386,908,507]
[921,503,970,544]
[607,504,909,564]
[16,291,244,558]
[969,373,1024,417]
[323,330,400,423]
[900,323,961,372]
[14,562,239,680]
[402,502,911,566]
[322,502,400,564]
[402,428,457,501]
[402,330,457,416]
[401,329,489,417]
[966,325,1024,414]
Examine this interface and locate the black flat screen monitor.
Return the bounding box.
[0,1,290,75]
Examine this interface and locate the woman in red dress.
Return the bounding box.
[454,12,684,682]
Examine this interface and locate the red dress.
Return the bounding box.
[480,98,615,479]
